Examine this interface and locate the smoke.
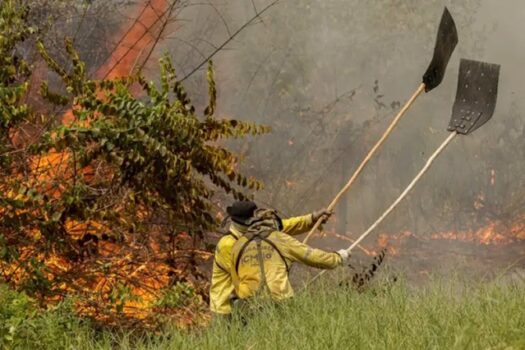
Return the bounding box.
[43,1,523,275]
[169,1,523,228]
[161,0,525,276]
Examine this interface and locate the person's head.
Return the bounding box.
[226,200,258,226]
[226,201,284,231]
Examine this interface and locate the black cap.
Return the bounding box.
[227,201,257,225]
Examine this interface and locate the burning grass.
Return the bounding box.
[2,274,524,349]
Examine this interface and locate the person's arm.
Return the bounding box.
[281,209,333,236]
[281,214,313,236]
[272,232,345,269]
[209,238,235,315]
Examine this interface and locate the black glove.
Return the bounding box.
[312,209,334,224]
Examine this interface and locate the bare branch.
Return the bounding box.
[136,0,181,75]
[205,0,232,37]
[180,0,280,82]
[251,0,265,26]
[100,0,176,79]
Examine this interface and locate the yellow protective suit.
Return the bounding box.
[209,214,321,314]
[230,223,342,302]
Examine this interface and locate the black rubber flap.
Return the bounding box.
[422,7,458,92]
[448,59,500,135]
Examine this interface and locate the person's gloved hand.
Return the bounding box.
[312,208,334,224]
[337,249,350,262]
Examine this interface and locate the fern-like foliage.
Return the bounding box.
[37,42,269,231]
[0,0,270,324]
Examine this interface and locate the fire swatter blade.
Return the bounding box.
[447,59,500,135]
[422,7,459,92]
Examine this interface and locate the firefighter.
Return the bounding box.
[209,201,349,315]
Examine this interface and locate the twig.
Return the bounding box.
[180,0,280,82]
[100,1,174,80]
[205,0,232,37]
[135,0,181,75]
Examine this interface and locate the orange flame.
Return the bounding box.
[61,0,170,124]
[4,0,180,323]
[96,0,169,80]
[323,218,525,259]
[38,0,170,188]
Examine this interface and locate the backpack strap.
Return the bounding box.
[255,239,270,294]
[226,231,238,240]
[234,233,289,275]
[214,260,230,273]
[260,236,290,273]
[235,236,255,276]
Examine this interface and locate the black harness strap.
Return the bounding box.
[226,231,238,240]
[235,236,255,276]
[255,240,271,294]
[234,234,289,275]
[214,260,229,273]
[260,237,289,273]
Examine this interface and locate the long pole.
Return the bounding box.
[303,83,426,244]
[306,132,458,285]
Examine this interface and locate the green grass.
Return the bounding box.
[2,277,525,349]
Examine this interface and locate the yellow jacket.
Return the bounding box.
[209,214,342,314]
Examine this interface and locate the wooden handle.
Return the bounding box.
[306,132,458,286]
[302,83,426,244]
[346,131,457,252]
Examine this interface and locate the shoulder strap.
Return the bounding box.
[234,233,289,275]
[255,240,270,294]
[226,231,238,240]
[261,236,290,273]
[235,236,255,276]
[234,236,272,295]
[214,260,229,273]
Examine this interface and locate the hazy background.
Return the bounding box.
[53,0,524,273]
[164,0,524,239]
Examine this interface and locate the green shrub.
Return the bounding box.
[0,284,36,345]
[0,285,93,349]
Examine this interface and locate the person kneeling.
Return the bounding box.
[230,206,349,306]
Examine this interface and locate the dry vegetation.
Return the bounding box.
[1,1,525,347]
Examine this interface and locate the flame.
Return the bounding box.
[386,220,524,252]
[322,218,525,259]
[61,0,170,124]
[1,0,192,324]
[377,233,388,249]
[428,221,511,245]
[96,0,169,80]
[375,231,411,255]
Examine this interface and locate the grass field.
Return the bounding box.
[2,276,525,349]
